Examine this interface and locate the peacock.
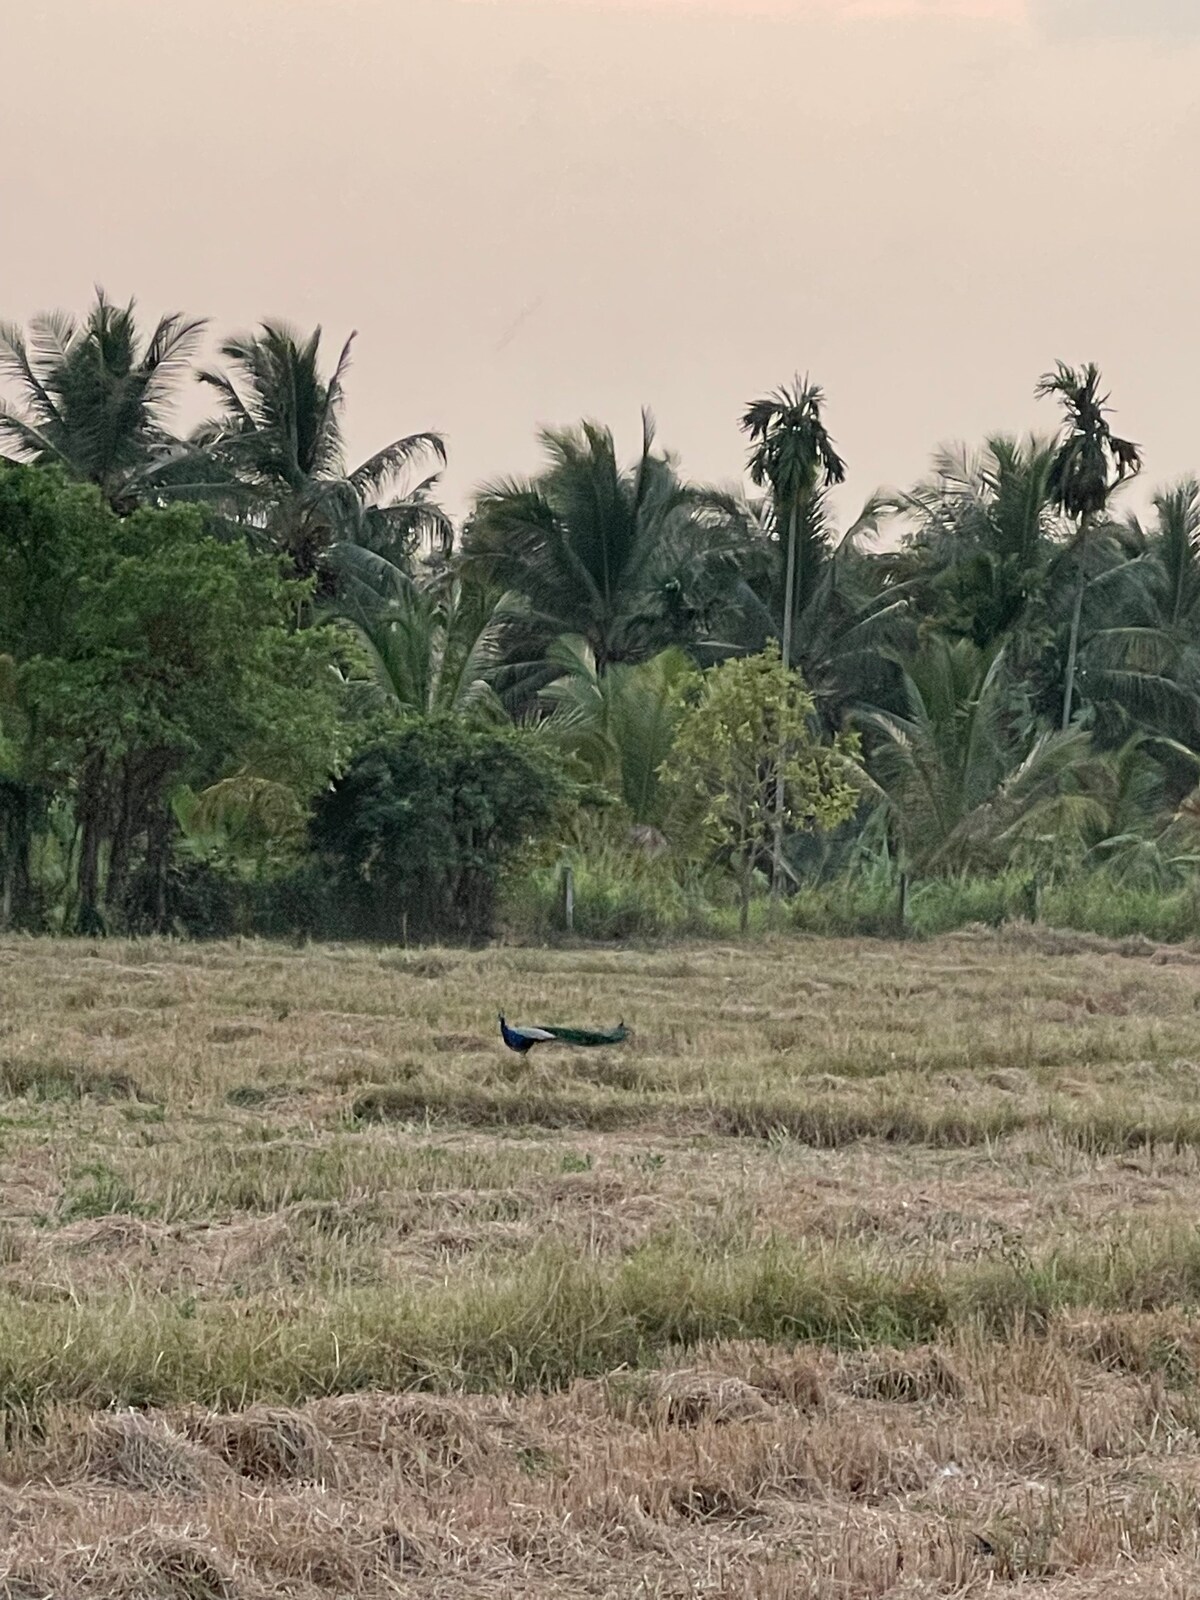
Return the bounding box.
[498,1014,629,1055]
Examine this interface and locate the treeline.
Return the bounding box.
[2,290,1199,942]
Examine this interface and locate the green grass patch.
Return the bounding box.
[351,1081,1200,1157]
[0,1059,148,1104]
[5,1229,1200,1413]
[351,1082,653,1132]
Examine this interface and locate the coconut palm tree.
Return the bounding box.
[194,322,448,584]
[334,556,510,723]
[0,290,206,512]
[1035,362,1142,729]
[739,377,847,900]
[462,412,744,675]
[882,436,1063,652]
[1081,481,1200,756]
[855,636,1103,881]
[536,637,696,829]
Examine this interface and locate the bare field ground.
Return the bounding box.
[6,929,1200,1595]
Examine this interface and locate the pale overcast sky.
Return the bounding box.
[1,0,1196,520]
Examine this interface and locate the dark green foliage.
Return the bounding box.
[463,413,742,680]
[0,463,340,933]
[193,321,448,584]
[881,437,1061,652]
[0,465,111,658]
[310,719,573,940]
[4,292,1200,946]
[1037,361,1142,521]
[0,290,206,512]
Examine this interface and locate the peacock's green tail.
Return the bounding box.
[542,1022,629,1047]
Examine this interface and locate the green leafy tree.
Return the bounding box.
[194,322,448,584]
[0,290,206,512]
[663,645,859,931]
[1036,362,1142,729]
[740,378,848,901]
[310,720,573,940]
[0,466,115,927]
[16,493,340,931]
[463,412,742,674]
[0,653,45,930]
[0,464,111,660]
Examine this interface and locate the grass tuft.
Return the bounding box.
[0,1058,147,1103]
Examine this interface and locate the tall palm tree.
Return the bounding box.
[724,489,906,732]
[740,377,847,900]
[194,322,448,583]
[0,289,206,512]
[1035,362,1142,730]
[741,378,847,670]
[463,411,743,674]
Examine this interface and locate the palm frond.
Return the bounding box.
[348,432,447,498]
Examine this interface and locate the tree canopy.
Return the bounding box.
[4,291,1200,942]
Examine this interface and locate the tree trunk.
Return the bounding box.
[771,500,800,910]
[104,762,135,927]
[76,813,104,936]
[75,755,108,936]
[1061,514,1093,732]
[61,820,81,931]
[1025,872,1042,923]
[896,871,910,938]
[1061,573,1085,731]
[145,806,173,934]
[739,849,753,936]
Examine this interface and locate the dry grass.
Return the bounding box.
[5,929,1200,1593]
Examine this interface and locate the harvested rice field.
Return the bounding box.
[6,928,1200,1596]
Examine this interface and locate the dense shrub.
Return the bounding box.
[309,719,573,941]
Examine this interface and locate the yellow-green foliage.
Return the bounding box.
[663,645,860,899]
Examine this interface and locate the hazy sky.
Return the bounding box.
[2,0,1196,521]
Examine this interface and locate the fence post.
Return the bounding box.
[896,871,910,938]
[560,863,575,934]
[1025,872,1043,924]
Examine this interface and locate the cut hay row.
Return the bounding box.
[4,1326,1200,1598]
